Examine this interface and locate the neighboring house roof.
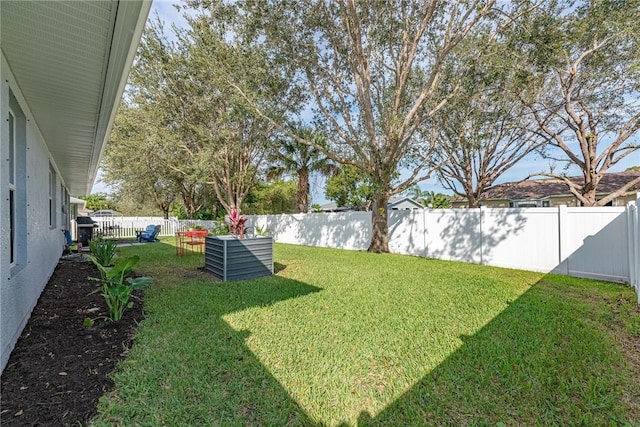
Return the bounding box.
[321,196,423,212]
[1,1,151,195]
[90,209,123,217]
[69,197,86,206]
[320,202,352,212]
[388,196,424,209]
[480,172,640,201]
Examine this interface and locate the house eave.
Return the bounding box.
[1,0,151,195]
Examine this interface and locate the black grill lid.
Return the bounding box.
[76,216,96,224]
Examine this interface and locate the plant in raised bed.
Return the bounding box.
[227,209,247,238]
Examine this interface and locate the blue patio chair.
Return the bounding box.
[136,225,161,243]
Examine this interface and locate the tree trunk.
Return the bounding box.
[466,194,480,208]
[368,191,390,253]
[297,167,310,213]
[578,173,600,206]
[581,189,598,206]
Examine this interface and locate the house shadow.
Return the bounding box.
[118,210,639,425]
[358,209,638,425]
[553,208,632,283]
[107,274,323,425]
[349,274,638,425]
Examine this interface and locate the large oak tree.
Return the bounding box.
[232,0,530,252]
[516,0,640,206]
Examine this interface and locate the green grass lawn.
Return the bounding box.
[93,240,640,426]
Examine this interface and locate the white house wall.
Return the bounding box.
[1,53,66,372]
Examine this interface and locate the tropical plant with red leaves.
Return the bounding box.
[227,209,247,238]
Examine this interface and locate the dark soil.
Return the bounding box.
[0,256,144,426]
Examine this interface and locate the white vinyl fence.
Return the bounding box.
[70,217,179,241]
[68,200,640,303]
[69,218,226,241]
[246,199,640,303]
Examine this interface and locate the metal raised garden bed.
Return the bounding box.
[204,235,274,281]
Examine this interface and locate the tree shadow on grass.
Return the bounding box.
[97,275,323,426]
[353,277,640,426]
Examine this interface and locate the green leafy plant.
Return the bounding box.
[185,223,206,231]
[210,219,229,235]
[89,255,152,322]
[88,238,118,267]
[255,225,270,236]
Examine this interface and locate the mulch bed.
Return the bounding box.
[0,256,145,426]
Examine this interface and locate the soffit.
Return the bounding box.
[1,1,150,195]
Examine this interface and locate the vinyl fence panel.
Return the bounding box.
[74,202,640,302]
[89,217,179,239]
[246,205,640,297]
[423,209,482,264]
[481,208,560,272]
[388,210,427,257]
[247,212,371,250]
[561,207,629,282]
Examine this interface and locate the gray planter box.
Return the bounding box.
[205,235,274,281]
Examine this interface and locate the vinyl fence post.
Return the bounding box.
[627,202,636,288]
[635,194,640,305]
[558,205,569,275]
[480,206,486,265]
[423,208,428,259]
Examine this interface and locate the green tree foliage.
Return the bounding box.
[103,6,299,218]
[103,105,180,218]
[175,1,303,214]
[406,186,451,208]
[267,128,337,213]
[430,33,542,208]
[233,0,527,252]
[243,180,298,214]
[80,193,116,212]
[325,165,375,211]
[515,0,640,206]
[429,193,452,209]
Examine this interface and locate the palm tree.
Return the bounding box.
[267,129,337,213]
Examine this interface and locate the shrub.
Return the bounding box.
[210,220,229,235]
[88,238,118,267]
[89,255,152,322]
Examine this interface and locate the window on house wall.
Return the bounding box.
[9,110,16,264]
[61,185,69,229]
[49,164,57,228]
[8,90,27,270]
[510,200,543,208]
[596,197,614,207]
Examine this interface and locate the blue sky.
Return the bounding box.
[93,0,640,203]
